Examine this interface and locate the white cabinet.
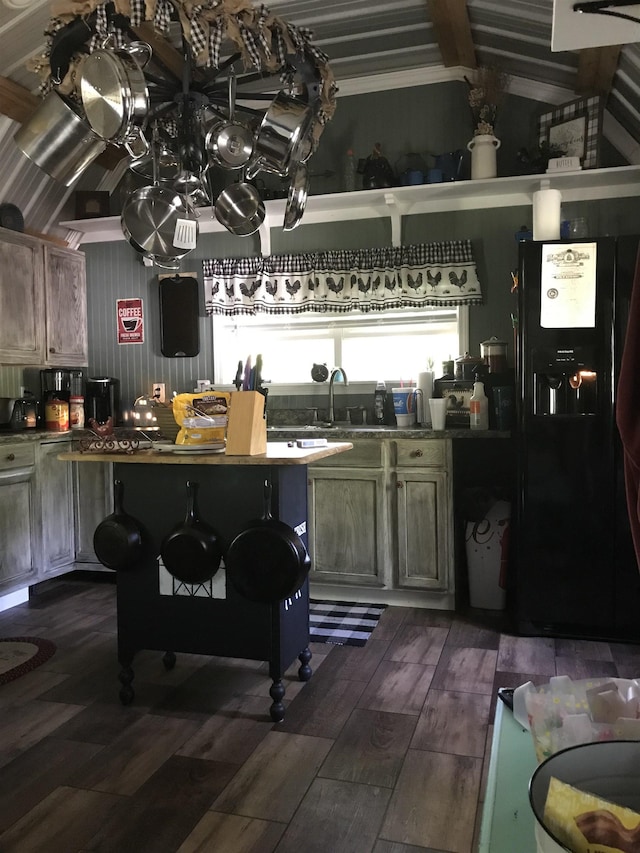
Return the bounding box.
[393,439,453,594]
[308,466,388,588]
[38,440,75,577]
[308,437,455,608]
[74,461,113,565]
[0,228,88,367]
[44,245,87,366]
[0,228,45,365]
[0,443,37,591]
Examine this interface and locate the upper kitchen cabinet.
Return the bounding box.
[0,228,88,367]
[0,228,45,365]
[44,244,87,366]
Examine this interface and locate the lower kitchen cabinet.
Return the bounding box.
[0,438,112,596]
[307,466,388,587]
[308,438,455,608]
[0,444,38,590]
[38,440,75,577]
[74,459,113,566]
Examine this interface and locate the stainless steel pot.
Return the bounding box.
[283,161,308,231]
[13,90,107,186]
[79,39,151,158]
[215,180,265,236]
[206,72,254,170]
[121,185,198,261]
[249,91,313,177]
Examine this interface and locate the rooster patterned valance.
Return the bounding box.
[202,241,482,315]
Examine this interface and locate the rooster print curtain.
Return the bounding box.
[202,241,482,315]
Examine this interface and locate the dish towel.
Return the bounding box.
[616,243,640,571]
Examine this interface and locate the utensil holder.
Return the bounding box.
[225,391,267,455]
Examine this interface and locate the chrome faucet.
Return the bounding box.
[327,367,348,424]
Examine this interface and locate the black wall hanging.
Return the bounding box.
[158,274,200,358]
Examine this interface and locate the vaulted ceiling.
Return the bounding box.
[1,0,640,237]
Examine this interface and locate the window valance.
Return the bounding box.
[203,241,482,315]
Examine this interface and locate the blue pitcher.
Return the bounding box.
[434,150,464,181]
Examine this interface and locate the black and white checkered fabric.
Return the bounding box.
[202,240,483,316]
[309,600,386,647]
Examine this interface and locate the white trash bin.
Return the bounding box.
[465,499,510,609]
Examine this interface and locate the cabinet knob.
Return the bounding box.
[49,347,56,353]
[410,449,423,458]
[6,453,15,461]
[396,481,404,489]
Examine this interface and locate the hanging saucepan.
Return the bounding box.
[93,480,145,570]
[206,70,254,170]
[121,187,198,261]
[13,90,107,186]
[283,160,309,231]
[225,479,311,604]
[79,37,151,158]
[214,172,265,237]
[161,481,223,584]
[248,91,314,178]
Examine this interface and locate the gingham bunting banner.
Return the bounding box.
[189,7,208,60]
[203,241,483,316]
[208,18,224,68]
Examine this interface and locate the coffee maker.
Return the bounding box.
[85,377,121,427]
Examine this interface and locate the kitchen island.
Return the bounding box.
[59,441,352,721]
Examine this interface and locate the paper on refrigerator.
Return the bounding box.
[539,242,597,329]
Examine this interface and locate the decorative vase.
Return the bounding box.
[467,133,501,180]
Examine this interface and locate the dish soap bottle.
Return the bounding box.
[374,381,387,424]
[470,380,489,430]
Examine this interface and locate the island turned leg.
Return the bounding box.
[269,679,286,723]
[118,660,135,705]
[298,647,312,681]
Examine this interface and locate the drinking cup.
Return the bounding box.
[392,387,417,426]
[428,398,447,430]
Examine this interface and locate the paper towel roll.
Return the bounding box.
[533,183,562,240]
[417,371,434,424]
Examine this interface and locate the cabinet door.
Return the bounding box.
[0,228,45,364]
[44,245,88,366]
[308,467,388,587]
[39,441,75,576]
[74,461,113,564]
[394,469,452,591]
[0,459,37,590]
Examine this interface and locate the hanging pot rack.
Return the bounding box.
[20,0,337,262]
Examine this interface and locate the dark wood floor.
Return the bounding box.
[0,575,639,853]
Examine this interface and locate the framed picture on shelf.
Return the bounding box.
[538,96,603,168]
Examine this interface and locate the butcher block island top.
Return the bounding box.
[59,440,353,465]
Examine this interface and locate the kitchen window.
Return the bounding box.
[212,306,467,385]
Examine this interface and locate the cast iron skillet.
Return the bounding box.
[93,479,144,570]
[225,479,310,604]
[161,481,222,584]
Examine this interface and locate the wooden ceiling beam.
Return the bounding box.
[0,76,124,171]
[575,45,621,96]
[0,76,40,124]
[427,0,476,68]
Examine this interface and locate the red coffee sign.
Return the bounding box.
[117,297,144,345]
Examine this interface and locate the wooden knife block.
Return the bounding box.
[225,391,267,455]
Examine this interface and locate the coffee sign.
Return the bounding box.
[117,297,144,345]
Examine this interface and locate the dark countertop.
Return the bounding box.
[266,425,511,440]
[0,429,74,444]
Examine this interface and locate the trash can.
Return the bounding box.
[465,497,510,609]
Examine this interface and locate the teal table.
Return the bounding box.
[479,697,538,852]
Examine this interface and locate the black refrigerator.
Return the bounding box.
[515,235,640,641]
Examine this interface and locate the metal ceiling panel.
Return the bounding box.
[0,0,639,235]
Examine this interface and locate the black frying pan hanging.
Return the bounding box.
[93,479,144,570]
[161,481,222,584]
[225,479,310,604]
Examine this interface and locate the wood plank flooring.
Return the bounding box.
[0,574,639,853]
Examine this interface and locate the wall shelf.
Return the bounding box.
[60,165,640,252]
